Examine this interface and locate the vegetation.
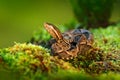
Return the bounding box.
[30,27,51,48]
[0,43,76,80]
[70,23,120,74]
[70,0,116,28]
[0,23,120,80]
[0,0,120,80]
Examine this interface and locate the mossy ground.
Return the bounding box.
[0,23,120,80]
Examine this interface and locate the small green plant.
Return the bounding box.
[70,0,116,28]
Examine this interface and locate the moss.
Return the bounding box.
[0,23,120,80]
[0,43,76,80]
[67,23,120,74]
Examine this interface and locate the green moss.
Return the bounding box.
[91,23,120,50]
[0,43,76,80]
[0,23,120,80]
[68,23,120,74]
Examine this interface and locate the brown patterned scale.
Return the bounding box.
[44,23,94,60]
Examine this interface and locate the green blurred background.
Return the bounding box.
[0,0,120,48]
